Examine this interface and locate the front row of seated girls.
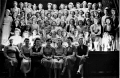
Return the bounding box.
[3,37,88,78]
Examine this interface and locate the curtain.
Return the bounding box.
[0,0,7,51]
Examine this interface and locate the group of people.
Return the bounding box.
[4,37,88,78]
[1,1,119,51]
[1,0,119,78]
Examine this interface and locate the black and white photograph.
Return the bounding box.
[0,0,119,78]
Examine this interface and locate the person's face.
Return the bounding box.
[88,4,92,9]
[15,31,20,36]
[87,20,91,25]
[98,3,102,8]
[20,3,23,8]
[38,4,43,9]
[9,39,13,44]
[111,9,116,15]
[24,3,28,7]
[57,39,62,46]
[85,12,90,18]
[94,19,99,24]
[28,3,32,8]
[79,10,83,15]
[94,12,99,17]
[25,40,29,45]
[68,4,72,9]
[79,38,83,45]
[78,20,83,26]
[33,5,36,10]
[67,39,72,44]
[35,40,41,46]
[104,9,108,15]
[106,19,111,24]
[76,3,80,8]
[60,4,64,9]
[53,5,57,9]
[48,4,51,9]
[47,40,51,45]
[14,2,17,7]
[33,30,37,35]
[6,10,10,16]
[52,22,57,26]
[15,20,19,26]
[83,2,87,8]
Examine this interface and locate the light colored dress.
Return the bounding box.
[1,16,13,46]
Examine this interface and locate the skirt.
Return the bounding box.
[20,58,31,74]
[41,58,53,68]
[52,58,64,69]
[64,56,76,69]
[5,58,18,69]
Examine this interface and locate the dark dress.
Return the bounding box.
[76,45,88,64]
[65,45,76,69]
[41,46,54,68]
[4,45,18,69]
[31,46,43,68]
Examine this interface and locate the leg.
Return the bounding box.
[68,69,71,78]
[54,68,57,78]
[49,68,51,78]
[77,64,83,74]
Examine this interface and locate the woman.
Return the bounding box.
[4,38,20,77]
[30,38,43,77]
[1,9,13,46]
[76,37,88,77]
[53,38,66,78]
[41,39,54,78]
[61,37,76,78]
[20,38,31,77]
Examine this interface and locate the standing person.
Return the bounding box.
[20,38,31,78]
[53,38,66,78]
[3,38,20,77]
[1,9,13,46]
[41,38,54,78]
[30,38,43,78]
[76,37,88,78]
[61,37,76,78]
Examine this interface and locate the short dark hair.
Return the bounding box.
[46,38,52,43]
[67,37,73,42]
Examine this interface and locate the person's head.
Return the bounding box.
[105,17,112,25]
[5,9,10,16]
[94,18,100,24]
[47,3,52,9]
[28,3,32,8]
[78,37,84,45]
[38,3,43,9]
[76,2,80,8]
[78,20,83,26]
[94,11,99,17]
[67,37,73,44]
[64,10,68,16]
[98,2,102,8]
[69,19,75,25]
[47,13,51,18]
[36,12,40,18]
[68,2,73,9]
[14,28,21,36]
[23,31,29,38]
[111,8,116,15]
[86,19,92,25]
[88,2,92,9]
[46,38,52,46]
[104,7,109,15]
[82,1,87,8]
[24,2,28,7]
[32,29,38,35]
[9,38,13,45]
[59,3,65,9]
[45,20,50,26]
[79,10,84,16]
[57,38,62,47]
[53,4,57,9]
[60,21,66,28]
[13,1,18,7]
[33,4,37,10]
[24,38,29,45]
[75,10,79,16]
[19,2,23,8]
[34,38,41,46]
[92,3,97,10]
[85,12,90,18]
